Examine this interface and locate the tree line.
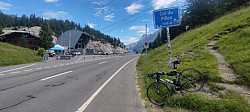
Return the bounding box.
[83,25,125,48]
[0,12,124,49]
[147,0,250,51]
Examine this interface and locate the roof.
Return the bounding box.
[49,44,65,51]
[0,26,41,37]
[57,30,92,49]
[57,29,83,49]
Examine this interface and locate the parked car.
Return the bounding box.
[72,52,81,55]
[48,51,56,57]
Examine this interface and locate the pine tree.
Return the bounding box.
[40,23,53,49]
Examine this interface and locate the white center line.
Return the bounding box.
[10,71,21,74]
[23,69,33,72]
[75,58,136,112]
[40,71,73,81]
[38,67,43,70]
[98,61,108,65]
[0,64,35,74]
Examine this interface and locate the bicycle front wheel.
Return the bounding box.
[146,82,172,106]
[181,68,206,92]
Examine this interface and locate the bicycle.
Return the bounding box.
[146,58,208,106]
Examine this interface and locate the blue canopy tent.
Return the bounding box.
[49,44,65,51]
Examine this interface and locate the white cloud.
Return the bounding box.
[45,0,59,3]
[90,0,115,22]
[152,0,176,9]
[122,37,140,45]
[91,1,105,6]
[95,6,110,16]
[0,1,13,10]
[125,3,143,15]
[129,25,146,35]
[42,11,68,19]
[104,13,114,22]
[87,23,96,28]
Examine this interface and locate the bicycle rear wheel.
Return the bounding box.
[146,82,172,106]
[181,68,206,92]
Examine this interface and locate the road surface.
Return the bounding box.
[0,55,145,112]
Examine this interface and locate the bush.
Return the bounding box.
[37,48,45,57]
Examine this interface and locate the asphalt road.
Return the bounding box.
[0,55,145,112]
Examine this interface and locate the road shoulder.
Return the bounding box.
[84,57,146,112]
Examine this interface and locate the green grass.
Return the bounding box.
[137,6,250,112]
[166,92,250,112]
[217,27,250,86]
[0,42,41,66]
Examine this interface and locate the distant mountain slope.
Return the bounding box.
[128,31,159,53]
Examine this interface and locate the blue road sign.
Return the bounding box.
[153,8,181,29]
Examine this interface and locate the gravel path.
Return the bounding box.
[207,40,236,82]
[208,40,250,103]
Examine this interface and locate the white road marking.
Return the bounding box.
[36,68,42,70]
[23,69,33,72]
[40,71,73,81]
[98,61,108,65]
[75,58,136,112]
[10,71,21,74]
[0,64,35,74]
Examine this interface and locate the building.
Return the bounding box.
[0,26,42,49]
[57,29,127,55]
[57,29,92,50]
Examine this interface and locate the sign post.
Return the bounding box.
[145,24,148,55]
[153,7,181,70]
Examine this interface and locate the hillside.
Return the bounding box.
[137,6,250,112]
[0,12,125,49]
[0,42,41,66]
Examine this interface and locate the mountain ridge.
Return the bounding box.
[127,31,159,53]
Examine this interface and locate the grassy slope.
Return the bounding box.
[137,7,250,112]
[0,42,41,66]
[218,27,250,85]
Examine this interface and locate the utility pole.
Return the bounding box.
[145,24,148,55]
[69,30,71,53]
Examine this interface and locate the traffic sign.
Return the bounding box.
[153,7,181,29]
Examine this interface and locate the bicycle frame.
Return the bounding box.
[157,71,183,91]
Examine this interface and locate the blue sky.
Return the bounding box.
[0,0,186,45]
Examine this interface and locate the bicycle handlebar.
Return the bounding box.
[147,71,179,79]
[147,72,165,79]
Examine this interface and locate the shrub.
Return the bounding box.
[37,48,45,57]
